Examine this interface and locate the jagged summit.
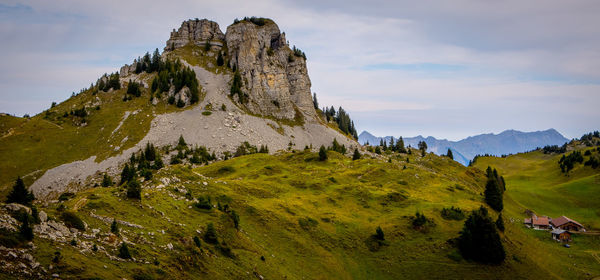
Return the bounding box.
[162,18,314,120]
[164,19,225,52]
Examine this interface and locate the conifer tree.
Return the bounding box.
[352,148,361,160]
[418,141,428,157]
[458,207,505,264]
[375,226,385,240]
[102,173,113,187]
[118,242,131,259]
[446,148,454,160]
[313,93,319,109]
[111,219,119,235]
[19,215,34,241]
[6,177,34,206]
[319,145,328,161]
[484,166,504,211]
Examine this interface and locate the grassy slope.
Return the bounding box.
[0,85,194,191]
[7,150,574,279]
[473,144,600,279]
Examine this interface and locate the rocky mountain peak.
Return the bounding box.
[225,19,315,120]
[163,17,316,121]
[164,18,225,51]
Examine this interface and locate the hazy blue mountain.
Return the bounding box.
[358,129,569,165]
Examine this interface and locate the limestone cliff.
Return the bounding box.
[164,18,317,121]
[164,19,225,51]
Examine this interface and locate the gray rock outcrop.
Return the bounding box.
[225,20,316,120]
[164,19,225,51]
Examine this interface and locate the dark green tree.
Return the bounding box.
[126,180,141,200]
[418,141,428,157]
[111,219,119,235]
[118,242,131,259]
[231,210,240,230]
[375,226,385,241]
[352,148,361,160]
[458,206,505,264]
[178,135,187,148]
[120,163,135,185]
[102,173,113,187]
[446,148,454,160]
[204,223,218,244]
[484,166,503,211]
[319,145,328,161]
[19,215,34,241]
[6,177,35,206]
[313,93,319,109]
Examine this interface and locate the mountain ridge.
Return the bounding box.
[359,129,569,165]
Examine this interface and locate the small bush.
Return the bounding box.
[298,217,318,230]
[127,180,142,200]
[61,211,85,231]
[202,111,212,116]
[58,192,75,201]
[204,223,218,244]
[195,196,212,210]
[375,226,385,240]
[441,206,465,220]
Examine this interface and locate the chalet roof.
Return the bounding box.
[551,216,584,228]
[532,216,550,226]
[551,228,568,235]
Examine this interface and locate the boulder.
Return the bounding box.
[38,211,47,223]
[4,203,31,215]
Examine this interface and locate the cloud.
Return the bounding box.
[0,0,598,139]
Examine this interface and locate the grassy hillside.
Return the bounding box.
[472,140,600,279]
[0,86,195,192]
[5,149,597,279]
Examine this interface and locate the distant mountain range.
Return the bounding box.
[358,129,569,165]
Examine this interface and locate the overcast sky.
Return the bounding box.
[1,0,598,140]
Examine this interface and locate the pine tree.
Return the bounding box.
[102,173,112,187]
[319,145,328,161]
[6,177,35,206]
[375,226,385,240]
[118,242,131,259]
[120,164,134,185]
[446,148,454,160]
[204,223,218,244]
[484,166,504,211]
[312,93,319,109]
[178,135,187,148]
[396,137,406,153]
[352,148,361,160]
[418,141,428,157]
[19,215,34,241]
[111,219,119,235]
[127,180,141,200]
[458,207,505,264]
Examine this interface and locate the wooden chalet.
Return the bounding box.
[551,228,571,242]
[524,214,551,230]
[551,216,585,232]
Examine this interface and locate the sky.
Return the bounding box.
[0,0,599,140]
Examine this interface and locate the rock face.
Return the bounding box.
[164,19,225,51]
[225,20,316,120]
[164,18,317,121]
